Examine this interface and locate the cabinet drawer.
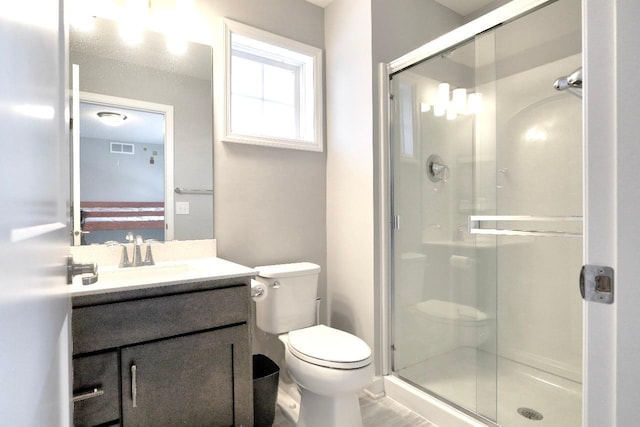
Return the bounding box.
[73,286,248,354]
[73,352,119,427]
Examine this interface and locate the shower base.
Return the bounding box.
[391,347,581,427]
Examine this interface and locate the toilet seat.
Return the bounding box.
[287,325,372,370]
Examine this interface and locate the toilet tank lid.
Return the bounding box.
[255,262,321,278]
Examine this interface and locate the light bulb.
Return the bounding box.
[119,0,148,45]
[437,83,450,108]
[468,92,483,115]
[167,34,188,55]
[452,88,467,114]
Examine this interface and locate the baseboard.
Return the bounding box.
[364,375,386,399]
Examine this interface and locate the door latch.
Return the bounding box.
[67,255,99,285]
[580,264,614,304]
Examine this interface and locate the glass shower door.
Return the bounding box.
[390,1,582,425]
[390,33,499,420]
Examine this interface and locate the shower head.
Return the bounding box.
[554,67,582,98]
[566,68,582,88]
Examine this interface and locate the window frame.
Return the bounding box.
[223,19,324,152]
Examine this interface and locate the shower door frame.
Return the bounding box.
[377,0,617,425]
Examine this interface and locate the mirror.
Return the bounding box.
[70,17,213,245]
[77,95,170,245]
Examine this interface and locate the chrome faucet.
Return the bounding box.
[131,235,144,267]
[119,234,154,268]
[119,244,132,268]
[142,241,155,266]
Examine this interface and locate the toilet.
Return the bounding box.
[254,262,374,427]
[394,299,490,369]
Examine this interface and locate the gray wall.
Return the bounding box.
[199,0,326,373]
[70,49,214,241]
[80,138,164,202]
[325,0,375,367]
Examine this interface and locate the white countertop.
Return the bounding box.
[70,257,257,297]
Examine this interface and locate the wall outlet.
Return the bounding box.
[176,201,190,215]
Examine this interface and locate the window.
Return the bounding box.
[398,83,416,158]
[224,19,323,152]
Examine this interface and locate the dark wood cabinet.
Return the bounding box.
[72,279,252,427]
[72,352,119,427]
[121,326,247,426]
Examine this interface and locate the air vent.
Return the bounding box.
[110,142,135,155]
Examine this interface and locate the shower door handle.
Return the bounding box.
[468,215,583,237]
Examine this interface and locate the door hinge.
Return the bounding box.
[392,215,400,230]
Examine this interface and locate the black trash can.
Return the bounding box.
[253,354,280,427]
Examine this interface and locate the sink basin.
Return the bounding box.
[69,257,257,297]
[72,262,203,287]
[98,263,196,284]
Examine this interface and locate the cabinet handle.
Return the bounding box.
[72,387,104,403]
[131,364,138,408]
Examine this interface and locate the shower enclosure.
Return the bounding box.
[387,0,582,425]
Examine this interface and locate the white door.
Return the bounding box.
[0,1,71,425]
[584,1,640,426]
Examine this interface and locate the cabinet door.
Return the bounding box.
[120,325,251,427]
[73,352,120,426]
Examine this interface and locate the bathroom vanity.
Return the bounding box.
[69,253,255,427]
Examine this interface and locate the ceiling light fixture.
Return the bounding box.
[119,0,148,45]
[97,111,128,126]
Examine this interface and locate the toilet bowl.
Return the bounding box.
[395,299,490,367]
[415,299,489,348]
[282,325,374,427]
[254,263,373,427]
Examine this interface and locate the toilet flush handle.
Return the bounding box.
[272,280,281,289]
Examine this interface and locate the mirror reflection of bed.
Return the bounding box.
[79,100,166,245]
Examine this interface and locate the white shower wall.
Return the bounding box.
[493,53,583,382]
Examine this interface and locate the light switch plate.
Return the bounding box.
[176,201,190,215]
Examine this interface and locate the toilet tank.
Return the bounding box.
[254,262,321,334]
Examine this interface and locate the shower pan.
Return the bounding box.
[384,0,583,426]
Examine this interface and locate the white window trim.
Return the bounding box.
[223,19,324,152]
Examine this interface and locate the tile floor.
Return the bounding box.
[272,393,436,427]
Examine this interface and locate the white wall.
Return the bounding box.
[325,0,374,349]
[615,1,640,421]
[582,0,640,424]
[80,138,165,202]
